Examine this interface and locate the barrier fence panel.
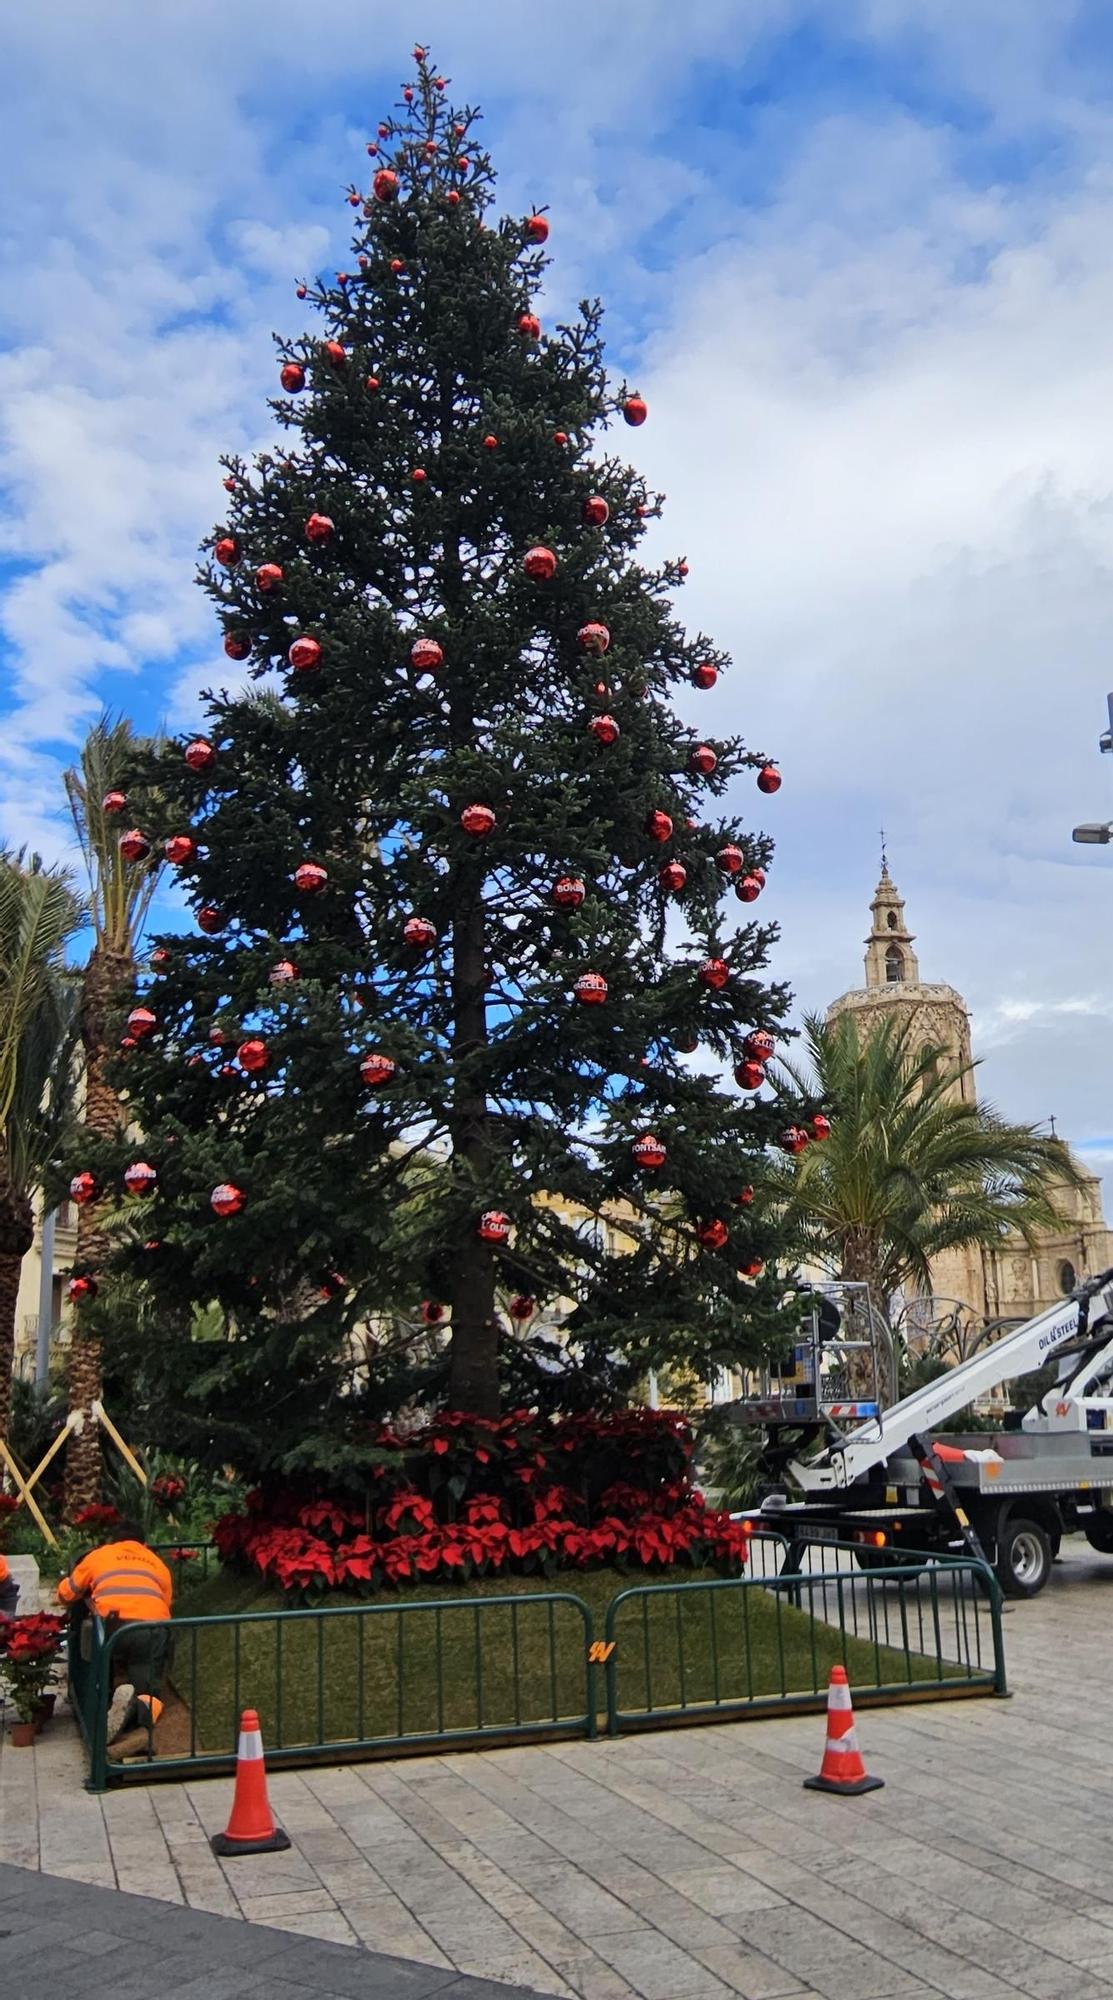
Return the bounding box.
[602,1556,1005,1736]
[81,1589,598,1791]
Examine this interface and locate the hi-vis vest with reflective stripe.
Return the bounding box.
[58,1540,173,1622]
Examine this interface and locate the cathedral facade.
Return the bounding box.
[826,864,1113,1326]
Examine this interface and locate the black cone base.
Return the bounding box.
[803,1773,884,1796]
[211,1825,291,1856]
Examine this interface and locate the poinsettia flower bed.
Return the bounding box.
[213,1407,751,1599]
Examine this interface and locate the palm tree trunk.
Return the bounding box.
[0,1253,24,1445]
[839,1228,895,1403]
[65,943,131,1515]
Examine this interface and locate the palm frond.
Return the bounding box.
[64,713,164,954]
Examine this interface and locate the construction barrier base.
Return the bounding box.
[803,1772,884,1797]
[211,1825,291,1857]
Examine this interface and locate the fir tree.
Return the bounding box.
[76,50,798,1478]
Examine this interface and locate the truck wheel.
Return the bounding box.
[994,1517,1052,1597]
[1084,1515,1113,1555]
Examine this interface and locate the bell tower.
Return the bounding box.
[864,860,920,990]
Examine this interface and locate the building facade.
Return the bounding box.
[826,864,1113,1326]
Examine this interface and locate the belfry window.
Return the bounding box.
[885,944,904,983]
[886,911,899,930]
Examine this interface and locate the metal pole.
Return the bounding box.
[35,1207,56,1387]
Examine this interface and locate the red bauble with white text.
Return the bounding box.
[102,789,126,814]
[403,917,436,950]
[715,844,743,876]
[460,803,495,837]
[124,1161,158,1197]
[589,714,620,746]
[68,1275,98,1303]
[270,960,298,984]
[577,621,610,654]
[689,744,717,776]
[744,1030,775,1064]
[699,958,729,991]
[781,1126,809,1155]
[305,513,334,544]
[632,1134,667,1170]
[659,860,686,892]
[294,862,328,894]
[70,1172,97,1207]
[411,636,443,673]
[553,876,585,909]
[185,738,215,772]
[255,563,283,592]
[360,1052,396,1088]
[477,1210,511,1244]
[211,1183,246,1218]
[574,971,608,1006]
[126,1006,157,1039]
[118,829,150,863]
[811,1113,832,1142]
[736,875,763,903]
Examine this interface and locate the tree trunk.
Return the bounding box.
[0,1141,35,1445]
[839,1228,895,1404]
[65,943,131,1514]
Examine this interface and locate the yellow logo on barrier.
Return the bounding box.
[587,1641,616,1664]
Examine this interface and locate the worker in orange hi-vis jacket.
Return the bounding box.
[57,1518,174,1760]
[0,1553,17,1618]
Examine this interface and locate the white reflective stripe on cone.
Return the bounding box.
[825,1727,859,1754]
[238,1730,264,1761]
[827,1683,853,1711]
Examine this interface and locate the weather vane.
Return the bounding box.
[880,826,888,871]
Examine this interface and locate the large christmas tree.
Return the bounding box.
[73,51,800,1481]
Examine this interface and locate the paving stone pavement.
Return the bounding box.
[5,1541,1113,1998]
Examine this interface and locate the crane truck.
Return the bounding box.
[735,1267,1113,1595]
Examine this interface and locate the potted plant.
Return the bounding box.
[0,1613,64,1745]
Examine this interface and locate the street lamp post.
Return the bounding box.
[1071,692,1113,846]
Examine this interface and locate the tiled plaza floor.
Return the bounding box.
[4,1543,1113,1998]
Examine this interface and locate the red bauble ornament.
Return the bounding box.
[288,635,322,672]
[378,122,390,137]
[150,946,170,969]
[517,312,541,339]
[323,340,347,368]
[577,621,610,653]
[689,744,718,776]
[124,1161,158,1196]
[736,875,763,904]
[318,1271,346,1300]
[403,85,414,102]
[645,810,674,844]
[269,959,298,984]
[574,971,608,1006]
[482,434,498,451]
[211,1183,246,1218]
[214,536,240,567]
[692,661,718,689]
[209,1026,230,1046]
[68,1274,97,1303]
[118,829,149,862]
[421,1299,446,1325]
[458,158,470,171]
[525,214,549,243]
[523,545,557,580]
[119,1036,137,1053]
[296,282,308,297]
[582,495,609,526]
[410,636,444,673]
[223,631,250,661]
[70,1171,97,1207]
[734,1060,764,1091]
[674,1034,699,1054]
[781,1126,810,1156]
[185,737,215,772]
[589,714,620,746]
[280,362,305,393]
[553,430,569,446]
[734,1186,755,1207]
[552,875,586,909]
[126,1006,157,1038]
[390,258,406,275]
[460,803,495,837]
[509,1293,535,1319]
[677,559,689,578]
[741,1257,765,1279]
[757,764,782,794]
[632,1133,666,1170]
[373,168,399,202]
[294,862,328,894]
[477,1210,511,1244]
[712,845,741,877]
[411,467,428,484]
[305,513,335,545]
[165,835,195,866]
[623,394,648,426]
[446,190,460,208]
[360,1052,396,1088]
[699,958,730,991]
[236,1038,268,1074]
[697,1219,729,1250]
[255,563,283,592]
[197,906,224,934]
[659,861,687,891]
[751,866,767,888]
[102,789,127,815]
[366,375,380,392]
[403,916,436,950]
[744,1030,776,1064]
[812,1113,832,1142]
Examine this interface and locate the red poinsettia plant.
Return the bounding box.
[72,1502,121,1530]
[0,1612,65,1721]
[214,1408,751,1600]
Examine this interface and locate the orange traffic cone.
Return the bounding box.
[211,1709,291,1856]
[803,1665,884,1797]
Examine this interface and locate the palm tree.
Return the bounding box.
[0,855,84,1441]
[772,1011,1082,1323]
[63,717,162,1512]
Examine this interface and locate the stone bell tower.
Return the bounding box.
[827,855,973,1105]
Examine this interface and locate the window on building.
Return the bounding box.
[886,911,899,931]
[885,944,904,983]
[1059,1260,1077,1296]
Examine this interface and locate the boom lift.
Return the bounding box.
[736,1268,1113,1595]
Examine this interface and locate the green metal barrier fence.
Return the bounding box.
[70,1538,1005,1790]
[603,1553,1005,1736]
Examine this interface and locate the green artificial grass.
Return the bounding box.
[158,1563,958,1758]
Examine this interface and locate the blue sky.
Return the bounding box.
[3,0,1113,1181]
